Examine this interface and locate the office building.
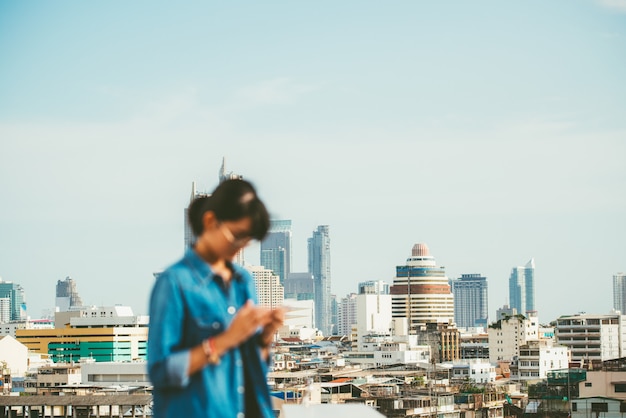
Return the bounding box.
[390,243,454,333]
[246,265,284,308]
[358,280,390,295]
[16,306,148,363]
[284,272,315,300]
[613,272,626,314]
[556,313,626,363]
[451,274,488,328]
[355,293,392,338]
[260,220,292,285]
[308,225,332,335]
[337,293,358,337]
[508,258,536,315]
[0,279,26,322]
[55,276,83,312]
[184,181,210,249]
[0,298,10,323]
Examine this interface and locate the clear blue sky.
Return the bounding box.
[1,0,625,324]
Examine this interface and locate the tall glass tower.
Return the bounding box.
[0,279,26,321]
[308,225,331,335]
[508,258,535,315]
[450,274,488,328]
[260,220,292,285]
[613,272,626,314]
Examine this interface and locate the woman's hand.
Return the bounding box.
[260,307,286,347]
[222,300,273,349]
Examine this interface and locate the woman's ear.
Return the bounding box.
[202,211,218,232]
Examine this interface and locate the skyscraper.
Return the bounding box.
[308,225,331,335]
[613,272,626,314]
[184,158,242,250]
[337,293,357,337]
[0,279,26,321]
[260,220,292,285]
[508,258,536,315]
[390,243,454,333]
[450,274,488,328]
[55,276,84,312]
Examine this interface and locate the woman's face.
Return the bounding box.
[201,215,253,260]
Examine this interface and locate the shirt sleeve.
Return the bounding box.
[147,269,191,389]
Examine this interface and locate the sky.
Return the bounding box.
[0,0,625,325]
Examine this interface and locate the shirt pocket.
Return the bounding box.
[181,285,227,345]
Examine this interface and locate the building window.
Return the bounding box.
[591,403,608,413]
[585,382,592,387]
[572,403,577,412]
[615,384,626,393]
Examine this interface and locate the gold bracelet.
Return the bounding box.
[202,338,220,365]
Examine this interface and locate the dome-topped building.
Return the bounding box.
[406,243,436,267]
[391,243,454,333]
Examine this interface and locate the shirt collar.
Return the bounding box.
[183,248,244,283]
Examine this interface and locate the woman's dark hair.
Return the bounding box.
[187,179,270,241]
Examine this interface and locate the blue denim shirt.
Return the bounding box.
[148,249,274,418]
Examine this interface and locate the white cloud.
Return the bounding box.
[233,77,321,106]
[597,0,626,12]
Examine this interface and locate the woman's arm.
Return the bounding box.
[187,300,275,374]
[147,271,190,389]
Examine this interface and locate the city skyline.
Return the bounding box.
[1,1,624,323]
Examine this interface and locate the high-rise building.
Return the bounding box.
[390,243,454,334]
[55,277,84,312]
[184,181,209,249]
[246,265,284,308]
[355,293,392,339]
[284,272,315,301]
[183,158,244,263]
[260,220,292,285]
[308,225,332,335]
[508,259,536,315]
[358,280,390,295]
[337,293,357,337]
[451,274,488,328]
[0,298,10,323]
[0,279,26,322]
[613,272,626,314]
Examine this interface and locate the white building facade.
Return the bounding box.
[511,339,570,381]
[247,265,284,308]
[556,313,626,362]
[488,313,539,363]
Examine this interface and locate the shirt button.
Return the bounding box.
[236,360,243,367]
[237,413,244,418]
[212,322,220,329]
[228,306,236,315]
[238,386,245,394]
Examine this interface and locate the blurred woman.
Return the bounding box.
[148,179,284,418]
